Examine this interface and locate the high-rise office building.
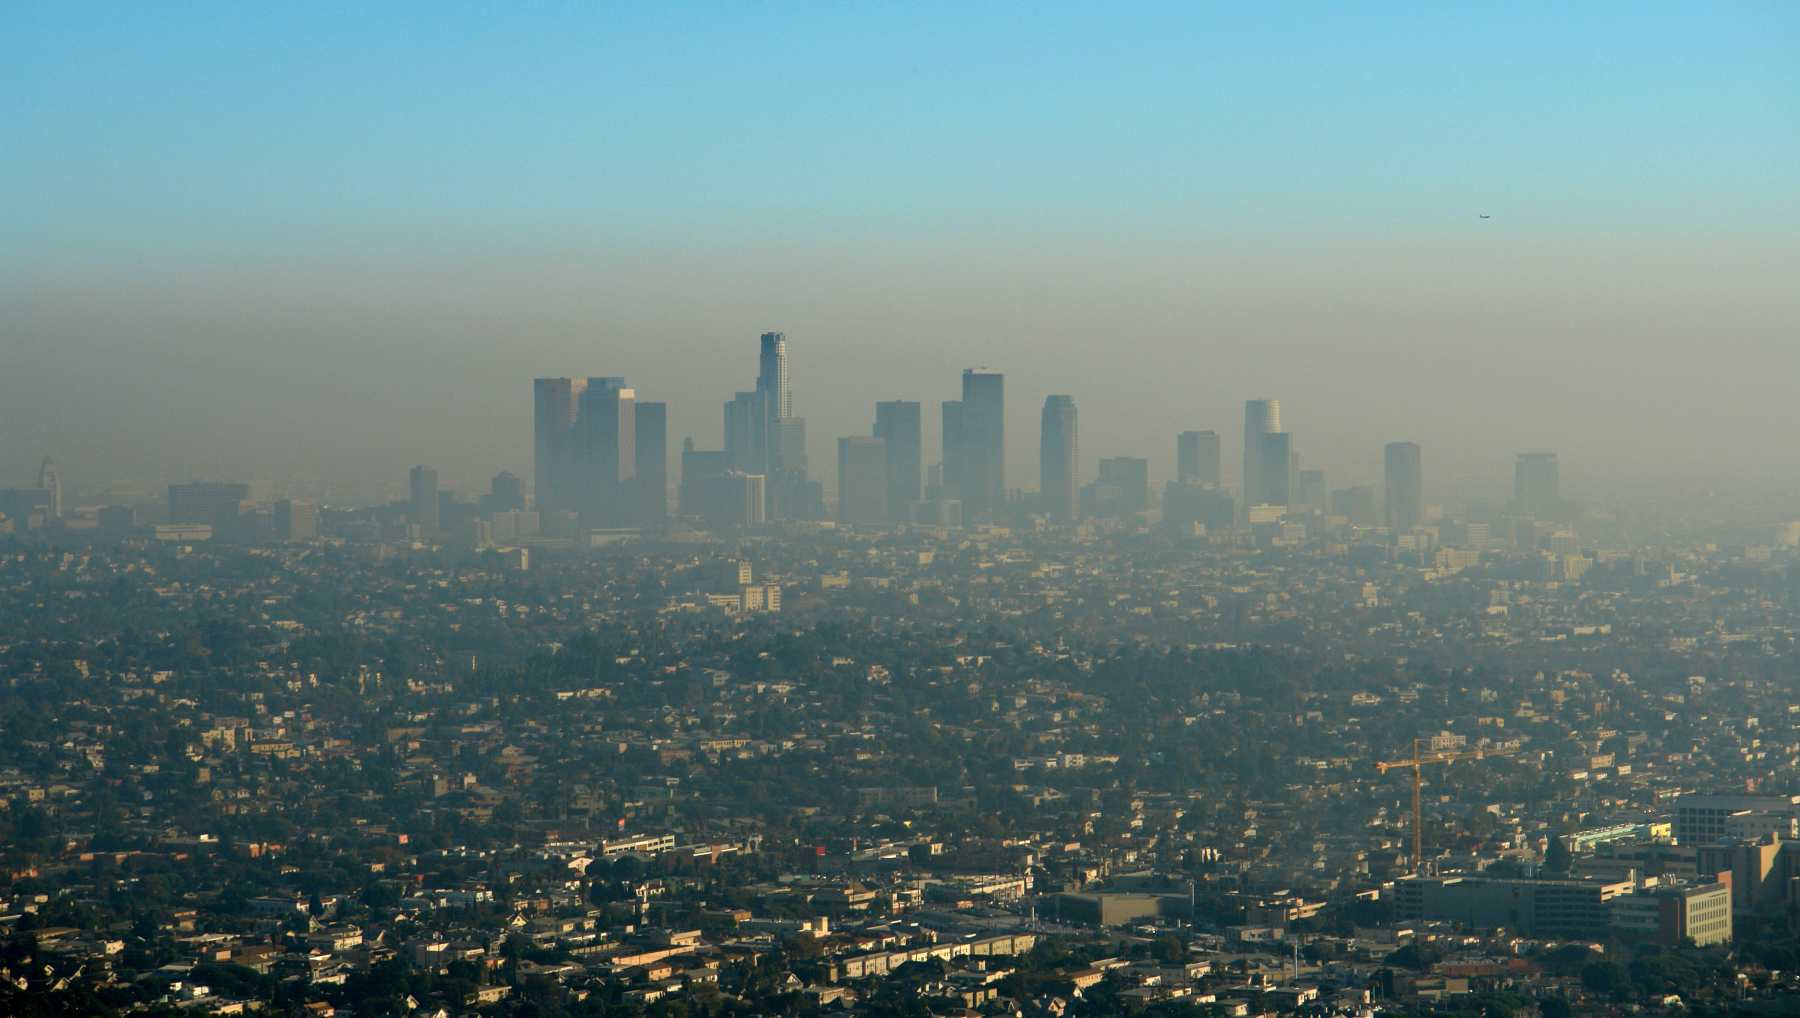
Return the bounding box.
[767,419,823,520]
[1332,485,1379,526]
[533,377,589,514]
[537,375,668,528]
[837,436,888,527]
[724,390,764,473]
[873,401,922,524]
[738,474,767,527]
[1081,466,1144,520]
[1385,442,1423,531]
[36,458,62,519]
[1251,431,1293,508]
[1515,453,1561,516]
[1177,431,1221,486]
[722,332,816,520]
[680,439,731,517]
[1243,399,1281,505]
[770,418,807,477]
[274,498,318,542]
[1097,456,1150,518]
[958,369,1005,520]
[758,332,792,422]
[724,331,793,475]
[1039,395,1079,522]
[940,400,965,498]
[635,401,668,523]
[482,471,526,515]
[409,465,440,537]
[1296,469,1328,513]
[706,472,765,527]
[576,378,635,525]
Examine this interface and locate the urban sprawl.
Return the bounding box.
[3,334,1800,1018]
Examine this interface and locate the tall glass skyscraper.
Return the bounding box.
[408,464,439,537]
[722,331,820,520]
[1177,430,1221,487]
[1039,395,1079,522]
[533,377,589,514]
[1252,431,1294,507]
[1245,399,1288,510]
[575,378,636,526]
[837,435,888,527]
[958,369,1005,520]
[1384,441,1423,531]
[1242,399,1281,506]
[634,401,668,523]
[757,331,791,422]
[940,400,964,498]
[874,400,922,523]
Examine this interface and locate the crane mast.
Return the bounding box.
[1376,738,1511,875]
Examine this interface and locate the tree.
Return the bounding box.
[360,881,400,910]
[1581,960,1630,1000]
[1544,834,1572,875]
[610,855,646,884]
[1383,943,1443,971]
[1536,943,1596,976]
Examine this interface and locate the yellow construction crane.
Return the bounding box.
[1377,739,1511,875]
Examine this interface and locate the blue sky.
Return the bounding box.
[9,3,1796,258]
[4,4,1799,499]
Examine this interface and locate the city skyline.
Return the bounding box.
[10,327,1794,531]
[10,8,1800,1015]
[7,6,1800,502]
[0,340,1746,522]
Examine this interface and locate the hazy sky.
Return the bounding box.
[5,3,1798,504]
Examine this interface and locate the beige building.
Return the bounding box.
[1611,881,1732,947]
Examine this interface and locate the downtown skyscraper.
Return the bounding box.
[533,377,589,516]
[873,400,922,524]
[1243,399,1295,508]
[575,378,636,526]
[837,435,888,527]
[408,464,439,537]
[722,332,821,520]
[1165,430,1230,534]
[1242,399,1282,506]
[1089,456,1150,520]
[635,401,668,523]
[1251,431,1294,508]
[954,369,1005,521]
[534,376,663,528]
[1039,395,1079,522]
[758,331,792,422]
[1177,430,1221,487]
[1384,441,1423,531]
[723,332,795,477]
[940,400,964,499]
